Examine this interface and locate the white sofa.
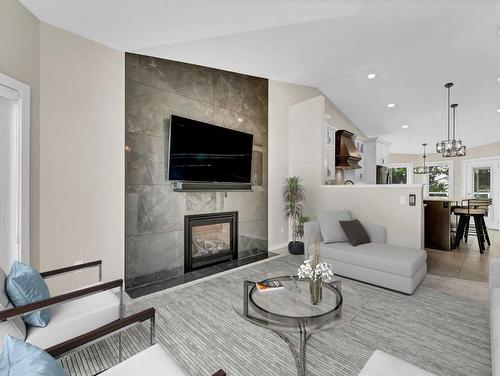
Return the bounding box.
[490,257,500,375]
[304,214,427,294]
[359,350,436,376]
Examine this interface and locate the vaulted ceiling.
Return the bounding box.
[22,0,500,153]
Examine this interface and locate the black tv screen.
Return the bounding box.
[168,115,253,183]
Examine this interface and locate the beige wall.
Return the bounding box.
[0,0,41,268]
[391,141,500,198]
[268,80,365,249]
[39,23,125,291]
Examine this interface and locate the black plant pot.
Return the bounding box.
[288,241,305,255]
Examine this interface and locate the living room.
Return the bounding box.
[0,0,499,375]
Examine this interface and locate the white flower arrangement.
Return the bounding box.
[297,256,334,282]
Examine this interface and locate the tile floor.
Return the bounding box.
[426,229,500,282]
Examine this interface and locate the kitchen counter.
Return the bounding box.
[424,197,468,202]
[423,199,457,251]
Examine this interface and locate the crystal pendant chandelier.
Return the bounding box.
[413,143,431,174]
[436,82,466,157]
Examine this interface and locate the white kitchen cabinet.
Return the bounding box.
[364,137,392,184]
[323,119,337,184]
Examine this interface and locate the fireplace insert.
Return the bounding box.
[184,211,238,272]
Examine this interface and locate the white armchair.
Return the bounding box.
[0,261,123,353]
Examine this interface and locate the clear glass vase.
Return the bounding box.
[310,278,323,305]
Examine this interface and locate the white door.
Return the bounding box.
[464,158,500,229]
[0,85,20,271]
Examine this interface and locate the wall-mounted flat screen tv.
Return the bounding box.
[168,115,253,183]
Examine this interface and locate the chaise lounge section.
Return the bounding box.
[304,211,427,294]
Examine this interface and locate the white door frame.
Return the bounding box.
[0,73,30,265]
[463,157,500,230]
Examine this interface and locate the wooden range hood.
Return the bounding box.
[335,130,362,169]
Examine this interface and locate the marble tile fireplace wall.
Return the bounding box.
[125,53,268,289]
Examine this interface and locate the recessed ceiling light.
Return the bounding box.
[387,103,396,108]
[367,73,376,79]
[401,125,409,129]
[497,77,500,82]
[237,117,243,122]
[497,108,500,113]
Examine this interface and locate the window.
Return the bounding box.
[473,167,491,199]
[426,162,453,197]
[389,164,413,184]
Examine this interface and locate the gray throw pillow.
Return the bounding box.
[317,210,352,243]
[339,219,371,246]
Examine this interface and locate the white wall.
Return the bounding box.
[391,141,500,198]
[39,23,125,291]
[287,95,423,249]
[268,80,365,249]
[0,0,40,268]
[311,186,423,248]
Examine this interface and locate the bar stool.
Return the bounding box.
[467,198,492,246]
[453,204,488,253]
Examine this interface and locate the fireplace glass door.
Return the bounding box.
[184,212,238,272]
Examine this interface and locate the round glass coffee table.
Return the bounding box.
[232,276,361,376]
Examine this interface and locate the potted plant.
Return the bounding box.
[282,176,307,255]
[298,256,334,305]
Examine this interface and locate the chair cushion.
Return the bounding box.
[100,344,188,376]
[359,350,436,376]
[339,219,371,246]
[0,269,26,348]
[321,242,427,278]
[0,336,67,376]
[317,210,352,243]
[26,289,119,349]
[6,262,50,327]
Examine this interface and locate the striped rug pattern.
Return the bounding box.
[61,255,491,375]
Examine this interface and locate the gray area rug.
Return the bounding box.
[61,254,491,376]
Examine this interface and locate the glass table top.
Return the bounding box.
[232,276,362,334]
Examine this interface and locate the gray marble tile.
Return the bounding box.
[135,185,186,233]
[239,220,268,257]
[125,230,184,279]
[213,70,268,118]
[125,132,166,185]
[154,59,213,103]
[126,80,171,137]
[126,192,153,236]
[251,150,263,186]
[125,55,269,284]
[212,108,267,147]
[125,53,157,86]
[126,80,216,138]
[185,192,218,214]
[222,190,268,222]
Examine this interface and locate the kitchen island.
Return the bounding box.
[424,197,466,251]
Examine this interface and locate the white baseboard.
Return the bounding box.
[269,242,288,253]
